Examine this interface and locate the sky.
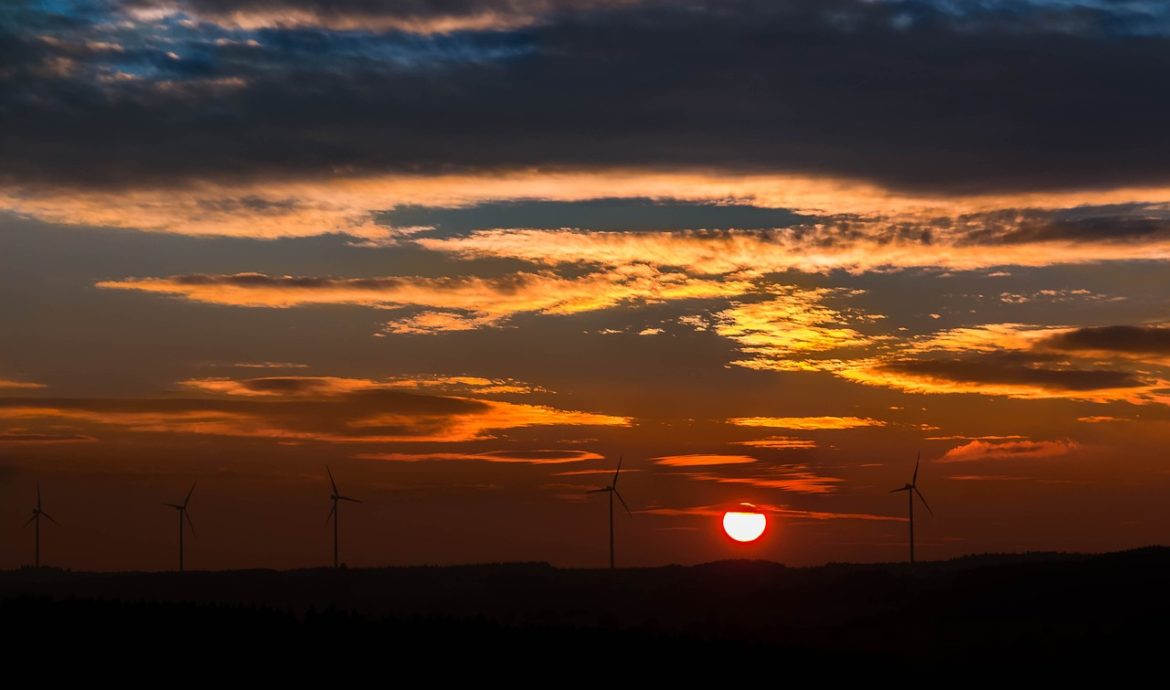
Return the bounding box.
[3,0,1170,570]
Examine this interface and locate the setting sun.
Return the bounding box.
[722,505,767,543]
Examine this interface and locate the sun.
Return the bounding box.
[722,504,767,543]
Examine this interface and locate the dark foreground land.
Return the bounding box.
[5,548,1169,676]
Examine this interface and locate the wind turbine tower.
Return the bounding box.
[889,452,933,564]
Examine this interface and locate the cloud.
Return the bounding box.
[10,0,1170,196]
[1040,325,1170,357]
[732,436,817,450]
[0,431,97,443]
[641,502,901,522]
[416,213,1170,279]
[652,454,758,467]
[355,449,605,464]
[938,439,1078,463]
[0,378,45,390]
[132,0,639,34]
[835,323,1170,402]
[855,355,1148,396]
[714,287,883,371]
[0,381,629,444]
[673,465,842,494]
[183,374,543,397]
[97,269,749,331]
[729,416,884,430]
[998,289,1119,305]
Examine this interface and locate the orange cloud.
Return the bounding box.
[0,431,96,443]
[675,467,842,494]
[641,503,901,521]
[729,416,885,430]
[13,167,1170,247]
[652,454,758,467]
[0,379,45,390]
[835,323,1170,404]
[98,269,750,331]
[355,449,605,464]
[0,382,629,444]
[732,436,817,449]
[938,439,1078,463]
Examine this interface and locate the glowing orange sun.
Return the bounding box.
[722,505,767,542]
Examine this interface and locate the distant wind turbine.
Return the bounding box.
[588,456,631,569]
[25,482,61,568]
[326,467,361,568]
[164,483,196,572]
[889,452,933,564]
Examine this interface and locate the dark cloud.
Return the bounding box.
[876,353,1146,392]
[0,432,97,443]
[1041,326,1170,356]
[6,1,1170,193]
[0,381,625,443]
[956,205,1170,245]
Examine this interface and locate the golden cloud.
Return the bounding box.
[98,269,750,331]
[731,436,817,449]
[652,454,758,467]
[729,416,885,430]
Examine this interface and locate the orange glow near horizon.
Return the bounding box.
[722,505,767,543]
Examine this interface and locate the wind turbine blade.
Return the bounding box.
[183,482,196,508]
[914,487,934,516]
[889,487,910,493]
[164,503,183,509]
[614,490,632,514]
[24,513,37,527]
[613,455,624,487]
[37,482,42,510]
[326,503,336,523]
[338,496,361,503]
[587,487,610,494]
[185,510,197,537]
[913,451,921,485]
[41,512,61,527]
[326,466,339,495]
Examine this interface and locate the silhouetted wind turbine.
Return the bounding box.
[25,482,61,568]
[588,456,631,569]
[326,467,361,568]
[164,483,196,572]
[889,452,933,564]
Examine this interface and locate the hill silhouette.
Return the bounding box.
[5,548,1169,674]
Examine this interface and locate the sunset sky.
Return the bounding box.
[4,0,1170,570]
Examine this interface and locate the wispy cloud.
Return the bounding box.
[729,416,885,430]
[355,449,605,464]
[98,269,749,332]
[0,379,45,390]
[674,466,843,494]
[938,439,1078,463]
[652,454,757,467]
[641,502,901,522]
[732,436,817,449]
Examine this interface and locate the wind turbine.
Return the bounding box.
[588,456,631,569]
[326,467,361,568]
[164,483,196,572]
[25,482,61,568]
[889,452,933,564]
